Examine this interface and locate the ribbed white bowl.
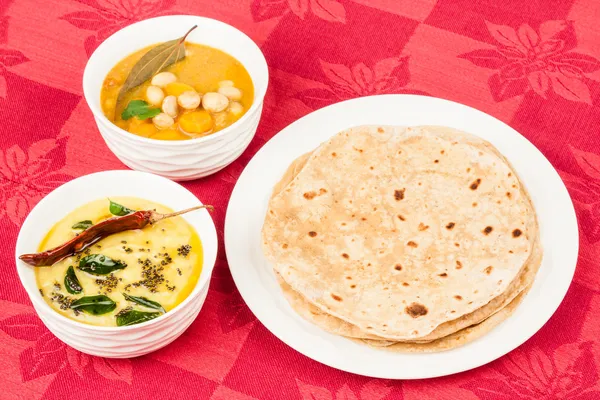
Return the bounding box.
[83,15,269,181]
[15,171,218,358]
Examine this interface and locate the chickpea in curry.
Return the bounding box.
[101,42,254,141]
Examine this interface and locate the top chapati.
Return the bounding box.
[262,125,539,341]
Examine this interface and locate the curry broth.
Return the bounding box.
[101,42,254,140]
[35,197,203,326]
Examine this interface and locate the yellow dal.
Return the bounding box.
[35,197,203,326]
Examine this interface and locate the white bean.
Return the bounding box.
[229,101,244,118]
[218,80,234,88]
[151,72,177,88]
[178,91,201,110]
[162,95,178,118]
[146,86,165,106]
[202,92,229,113]
[212,111,228,130]
[152,113,174,130]
[218,86,243,101]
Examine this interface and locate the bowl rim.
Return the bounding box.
[15,170,218,332]
[82,14,269,145]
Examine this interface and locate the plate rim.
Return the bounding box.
[224,94,579,379]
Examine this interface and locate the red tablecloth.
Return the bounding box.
[1,0,599,399]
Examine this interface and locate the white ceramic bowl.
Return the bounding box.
[15,170,218,358]
[83,15,269,181]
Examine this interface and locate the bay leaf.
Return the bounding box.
[117,25,197,102]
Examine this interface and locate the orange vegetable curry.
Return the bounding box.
[101,42,254,141]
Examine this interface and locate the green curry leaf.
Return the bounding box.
[72,220,93,230]
[70,295,116,315]
[64,266,82,294]
[116,309,161,326]
[121,100,161,120]
[109,200,134,216]
[122,293,166,313]
[79,254,127,275]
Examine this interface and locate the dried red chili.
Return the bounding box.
[19,205,213,267]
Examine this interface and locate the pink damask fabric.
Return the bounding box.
[0,0,599,399]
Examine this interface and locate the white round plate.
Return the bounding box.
[224,95,578,379]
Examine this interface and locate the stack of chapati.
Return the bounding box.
[262,125,542,352]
